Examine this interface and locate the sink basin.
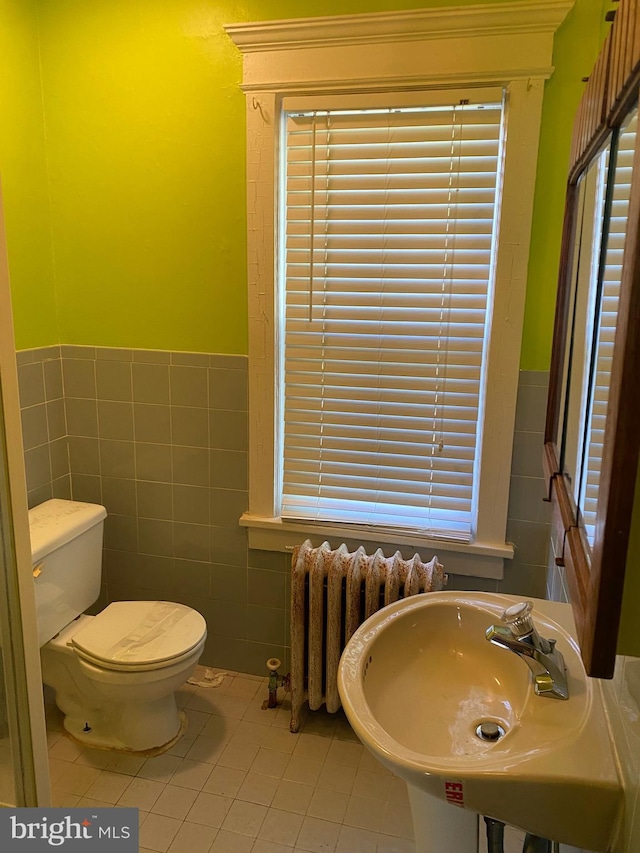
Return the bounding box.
[337,591,622,851]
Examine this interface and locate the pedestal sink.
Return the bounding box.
[337,591,622,852]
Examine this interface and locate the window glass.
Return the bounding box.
[279,96,505,540]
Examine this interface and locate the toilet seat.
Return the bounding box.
[70,601,207,673]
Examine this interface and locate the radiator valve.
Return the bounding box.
[265,657,282,709]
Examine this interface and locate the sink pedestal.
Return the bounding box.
[407,784,478,853]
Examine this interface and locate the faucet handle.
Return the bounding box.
[501,601,535,638]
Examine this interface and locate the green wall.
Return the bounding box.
[524,0,609,370]
[3,0,605,362]
[0,0,57,349]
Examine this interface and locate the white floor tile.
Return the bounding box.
[152,784,199,820]
[333,717,360,743]
[262,728,297,755]
[84,771,133,804]
[296,816,341,853]
[233,720,272,746]
[306,788,348,823]
[104,752,147,776]
[335,825,379,853]
[201,714,239,742]
[258,807,304,847]
[191,693,252,720]
[316,762,356,795]
[301,714,338,739]
[74,747,112,770]
[171,759,215,791]
[292,734,331,762]
[325,741,362,768]
[343,795,384,833]
[54,762,102,796]
[226,678,263,700]
[253,839,295,853]
[235,772,279,807]
[283,755,323,787]
[184,708,213,738]
[186,791,234,828]
[272,706,301,729]
[47,669,418,853]
[76,796,117,809]
[358,749,392,776]
[167,820,218,853]
[203,765,247,798]
[138,754,184,782]
[211,829,255,853]
[218,740,261,771]
[387,777,410,805]
[118,777,165,810]
[243,703,278,725]
[380,801,414,840]
[140,813,183,853]
[49,788,81,807]
[375,834,416,853]
[167,732,200,758]
[351,769,392,801]
[48,737,84,762]
[220,800,268,837]
[250,748,290,779]
[271,779,314,815]
[185,734,228,764]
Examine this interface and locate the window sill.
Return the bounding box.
[240,512,513,579]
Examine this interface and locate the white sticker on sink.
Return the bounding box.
[444,780,465,808]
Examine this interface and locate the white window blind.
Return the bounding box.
[279,96,505,540]
[579,108,638,546]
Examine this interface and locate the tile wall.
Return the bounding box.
[546,494,637,853]
[17,347,552,675]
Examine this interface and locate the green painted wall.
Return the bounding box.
[5,0,605,359]
[0,0,57,349]
[37,0,249,354]
[523,0,609,370]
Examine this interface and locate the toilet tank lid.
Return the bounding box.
[29,499,107,563]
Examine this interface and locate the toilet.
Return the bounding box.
[30,498,207,753]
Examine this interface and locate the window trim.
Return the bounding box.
[226,1,572,578]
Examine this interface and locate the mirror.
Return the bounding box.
[559,151,608,523]
[559,108,638,549]
[545,0,640,678]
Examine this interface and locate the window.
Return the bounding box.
[280,93,504,541]
[227,2,570,578]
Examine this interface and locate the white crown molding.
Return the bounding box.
[238,67,555,94]
[225,0,573,53]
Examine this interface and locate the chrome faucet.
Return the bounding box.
[485,601,569,700]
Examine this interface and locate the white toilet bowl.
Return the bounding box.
[41,600,207,752]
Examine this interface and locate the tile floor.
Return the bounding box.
[45,666,528,853]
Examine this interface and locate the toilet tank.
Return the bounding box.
[29,499,107,646]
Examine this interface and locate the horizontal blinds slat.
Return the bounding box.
[281,99,503,536]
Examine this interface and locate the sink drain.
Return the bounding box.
[475,721,505,742]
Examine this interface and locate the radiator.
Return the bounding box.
[289,539,446,733]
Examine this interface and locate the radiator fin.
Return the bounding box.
[290,539,446,732]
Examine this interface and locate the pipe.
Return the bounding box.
[266,657,281,708]
[523,834,552,853]
[484,816,505,853]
